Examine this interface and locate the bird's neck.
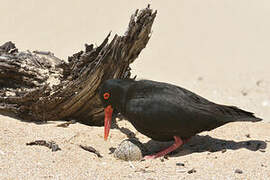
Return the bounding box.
[112,80,134,114]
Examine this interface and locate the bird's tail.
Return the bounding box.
[219,105,262,122]
[236,116,262,122]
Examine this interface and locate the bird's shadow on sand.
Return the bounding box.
[112,122,267,157]
[143,135,267,157]
[112,122,139,140]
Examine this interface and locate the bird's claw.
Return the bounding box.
[143,155,157,160]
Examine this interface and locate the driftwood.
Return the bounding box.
[0,6,156,125]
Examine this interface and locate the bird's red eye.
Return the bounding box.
[103,92,110,100]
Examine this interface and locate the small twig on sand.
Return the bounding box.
[79,145,103,158]
[26,140,61,152]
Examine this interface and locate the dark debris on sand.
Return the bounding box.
[79,145,102,158]
[187,168,196,174]
[235,169,243,174]
[56,120,76,128]
[26,140,61,152]
[176,162,185,166]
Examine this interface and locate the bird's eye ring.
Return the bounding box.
[103,92,110,100]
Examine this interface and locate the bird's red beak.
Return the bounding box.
[104,105,113,141]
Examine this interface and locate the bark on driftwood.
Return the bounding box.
[0,6,156,125]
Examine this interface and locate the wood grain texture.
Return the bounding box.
[0,6,157,125]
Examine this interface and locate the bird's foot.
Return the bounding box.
[143,136,184,160]
[143,155,157,159]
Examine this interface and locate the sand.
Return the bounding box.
[0,116,269,179]
[1,1,270,179]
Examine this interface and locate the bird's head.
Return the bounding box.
[99,79,134,141]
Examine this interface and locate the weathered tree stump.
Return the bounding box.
[0,6,156,125]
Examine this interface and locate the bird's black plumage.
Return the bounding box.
[99,79,262,142]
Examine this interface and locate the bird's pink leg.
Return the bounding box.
[144,136,184,159]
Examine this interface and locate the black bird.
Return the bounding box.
[99,79,262,159]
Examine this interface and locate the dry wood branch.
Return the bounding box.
[0,6,156,125]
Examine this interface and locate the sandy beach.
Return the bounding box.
[1,1,270,179]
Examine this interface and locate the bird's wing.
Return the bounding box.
[173,85,259,122]
[125,80,259,135]
[124,81,222,135]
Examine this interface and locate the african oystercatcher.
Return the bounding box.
[99,79,262,159]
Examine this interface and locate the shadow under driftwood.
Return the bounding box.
[143,135,267,157]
